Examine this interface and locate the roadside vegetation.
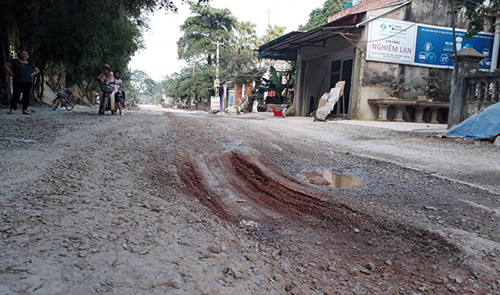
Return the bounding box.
[163,2,286,107]
[1,0,496,107]
[0,0,209,106]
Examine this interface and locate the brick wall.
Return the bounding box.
[234,83,254,106]
[235,84,243,106]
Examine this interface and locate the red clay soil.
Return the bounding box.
[178,151,496,294]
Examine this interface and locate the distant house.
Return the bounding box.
[259,0,497,123]
[220,81,253,108]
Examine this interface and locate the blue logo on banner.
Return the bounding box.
[424,42,433,52]
[440,54,449,64]
[428,53,436,63]
[418,52,427,62]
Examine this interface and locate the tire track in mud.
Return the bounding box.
[176,150,496,293]
[161,112,497,293]
[179,151,335,223]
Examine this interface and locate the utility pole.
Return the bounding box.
[215,41,220,88]
[214,41,221,110]
[490,15,500,72]
[451,0,459,81]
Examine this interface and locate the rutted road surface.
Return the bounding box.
[1,105,499,294]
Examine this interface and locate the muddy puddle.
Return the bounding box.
[304,170,364,189]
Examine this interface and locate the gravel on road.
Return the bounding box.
[1,105,499,295]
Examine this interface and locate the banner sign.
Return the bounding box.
[210,96,220,112]
[366,18,494,70]
[414,25,494,70]
[366,19,416,64]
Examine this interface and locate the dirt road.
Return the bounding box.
[1,105,499,294]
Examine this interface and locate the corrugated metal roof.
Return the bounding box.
[267,13,362,51]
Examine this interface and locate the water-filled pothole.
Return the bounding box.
[304,170,364,189]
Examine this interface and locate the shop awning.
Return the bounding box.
[257,31,304,61]
[257,13,363,62]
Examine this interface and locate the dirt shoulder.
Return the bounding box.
[0,106,498,295]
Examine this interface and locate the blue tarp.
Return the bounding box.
[441,102,500,140]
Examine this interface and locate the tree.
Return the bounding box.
[298,0,348,31]
[0,0,210,105]
[222,20,265,85]
[124,70,163,104]
[455,0,500,38]
[177,2,236,65]
[174,5,273,103]
[259,25,286,45]
[163,73,186,100]
[231,21,257,54]
[163,64,214,104]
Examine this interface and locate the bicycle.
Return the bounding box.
[51,89,77,111]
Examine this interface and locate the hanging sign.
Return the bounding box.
[210,96,220,112]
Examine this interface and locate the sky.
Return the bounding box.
[128,0,326,81]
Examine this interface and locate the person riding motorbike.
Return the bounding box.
[96,64,116,115]
[114,70,124,115]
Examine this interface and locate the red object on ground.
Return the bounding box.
[274,110,283,117]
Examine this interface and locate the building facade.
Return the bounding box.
[260,0,497,122]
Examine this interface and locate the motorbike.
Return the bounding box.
[98,82,116,115]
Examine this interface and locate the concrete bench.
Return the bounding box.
[368,99,449,124]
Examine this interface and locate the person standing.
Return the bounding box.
[3,50,40,114]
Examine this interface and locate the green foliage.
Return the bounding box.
[177,2,236,65]
[231,21,257,54]
[298,0,348,31]
[455,0,500,38]
[0,0,209,104]
[175,5,264,102]
[36,4,142,86]
[259,25,286,45]
[124,69,164,104]
[222,20,265,84]
[262,66,287,101]
[173,4,294,104]
[163,64,214,103]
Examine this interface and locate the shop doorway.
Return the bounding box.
[329,58,353,118]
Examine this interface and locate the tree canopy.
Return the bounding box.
[163,64,214,104]
[122,70,163,104]
[298,0,348,31]
[456,0,500,38]
[177,2,236,65]
[223,20,264,85]
[259,25,286,45]
[173,4,265,104]
[0,0,208,105]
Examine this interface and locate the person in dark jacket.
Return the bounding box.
[4,50,40,114]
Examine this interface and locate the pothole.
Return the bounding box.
[304,170,364,189]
